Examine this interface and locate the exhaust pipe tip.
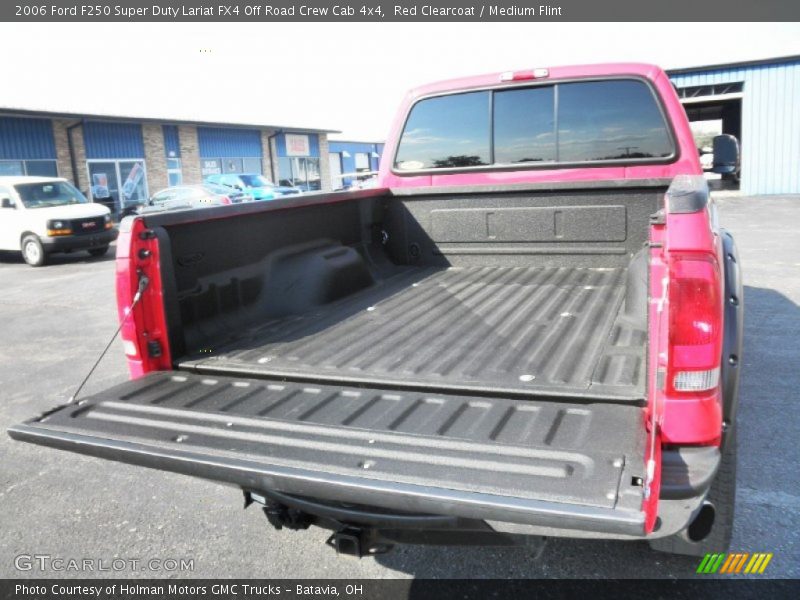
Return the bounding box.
[686,501,716,543]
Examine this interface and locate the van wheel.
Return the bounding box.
[648,430,736,557]
[88,245,109,258]
[21,235,47,267]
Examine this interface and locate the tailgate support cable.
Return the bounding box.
[68,272,150,404]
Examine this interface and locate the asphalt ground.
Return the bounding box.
[1,195,798,579]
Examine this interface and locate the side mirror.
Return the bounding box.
[1,197,15,209]
[710,134,739,175]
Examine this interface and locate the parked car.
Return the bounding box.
[242,174,303,197]
[11,64,743,560]
[205,173,300,200]
[138,183,247,215]
[0,176,117,266]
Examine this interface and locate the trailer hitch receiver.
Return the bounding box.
[326,527,393,558]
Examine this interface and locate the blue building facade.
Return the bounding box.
[0,107,335,213]
[669,55,800,195]
[197,126,264,179]
[83,121,145,159]
[0,116,58,176]
[328,141,384,189]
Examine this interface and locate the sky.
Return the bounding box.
[1,22,799,141]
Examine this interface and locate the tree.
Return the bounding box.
[432,155,485,168]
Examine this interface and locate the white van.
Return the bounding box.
[0,176,117,266]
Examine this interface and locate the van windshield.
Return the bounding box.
[15,181,89,209]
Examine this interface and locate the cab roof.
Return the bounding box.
[408,63,665,99]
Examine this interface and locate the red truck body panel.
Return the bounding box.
[116,217,172,378]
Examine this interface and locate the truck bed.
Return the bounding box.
[180,264,647,401]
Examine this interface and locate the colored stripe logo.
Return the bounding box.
[697,553,773,574]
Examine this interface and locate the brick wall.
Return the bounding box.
[51,120,74,184]
[178,125,202,185]
[318,133,332,192]
[51,119,88,193]
[142,124,167,194]
[260,130,275,180]
[50,120,330,194]
[269,135,280,182]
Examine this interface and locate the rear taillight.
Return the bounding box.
[668,255,723,393]
[221,195,232,205]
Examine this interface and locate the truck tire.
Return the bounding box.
[88,245,109,258]
[21,234,47,267]
[648,430,736,557]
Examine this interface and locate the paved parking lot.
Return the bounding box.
[1,195,798,579]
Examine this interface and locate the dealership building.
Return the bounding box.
[667,54,800,195]
[0,108,337,214]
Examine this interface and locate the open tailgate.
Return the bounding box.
[8,371,651,535]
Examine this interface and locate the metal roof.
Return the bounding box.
[667,54,800,75]
[0,106,339,135]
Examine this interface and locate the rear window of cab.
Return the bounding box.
[393,79,675,171]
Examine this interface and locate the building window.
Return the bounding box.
[200,157,262,177]
[354,153,370,172]
[242,157,262,173]
[0,160,58,177]
[329,153,344,190]
[167,158,182,186]
[278,157,321,191]
[223,158,243,173]
[87,159,148,216]
[0,161,23,176]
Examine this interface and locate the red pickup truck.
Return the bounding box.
[10,63,742,559]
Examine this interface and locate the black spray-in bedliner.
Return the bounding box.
[180,265,646,401]
[152,185,659,401]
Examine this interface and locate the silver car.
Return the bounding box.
[138,183,248,214]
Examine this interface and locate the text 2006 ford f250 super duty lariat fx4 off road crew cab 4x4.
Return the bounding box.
[9,63,743,559]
